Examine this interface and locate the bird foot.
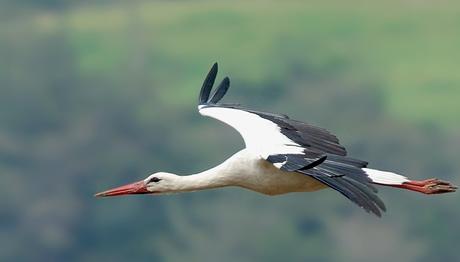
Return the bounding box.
[399,178,457,194]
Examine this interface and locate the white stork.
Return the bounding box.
[96,63,456,217]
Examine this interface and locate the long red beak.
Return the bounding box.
[95,180,149,197]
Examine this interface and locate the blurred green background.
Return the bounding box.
[1,0,459,261]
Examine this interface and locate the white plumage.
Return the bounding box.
[363,168,409,185]
[199,106,304,158]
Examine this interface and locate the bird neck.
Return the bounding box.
[167,150,250,193]
[173,166,236,193]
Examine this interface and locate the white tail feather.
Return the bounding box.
[363,168,410,185]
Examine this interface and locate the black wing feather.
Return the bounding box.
[321,160,372,186]
[311,175,373,213]
[342,177,386,212]
[198,63,218,104]
[307,172,384,217]
[209,77,230,104]
[301,163,385,216]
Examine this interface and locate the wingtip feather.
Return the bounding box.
[198,63,219,104]
[209,76,230,104]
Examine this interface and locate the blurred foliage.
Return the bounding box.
[0,0,459,261]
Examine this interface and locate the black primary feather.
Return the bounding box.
[209,77,230,104]
[342,177,386,211]
[309,173,384,217]
[199,63,218,104]
[301,164,385,217]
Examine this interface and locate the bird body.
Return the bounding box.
[194,149,328,196]
[96,63,456,217]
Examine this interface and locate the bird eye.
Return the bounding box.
[149,177,161,183]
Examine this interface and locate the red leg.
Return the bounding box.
[392,178,457,194]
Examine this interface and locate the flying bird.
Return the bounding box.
[96,63,457,216]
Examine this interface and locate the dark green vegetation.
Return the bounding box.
[1,1,459,261]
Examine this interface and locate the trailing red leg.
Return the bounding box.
[363,168,457,194]
[390,178,457,194]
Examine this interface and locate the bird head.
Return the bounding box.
[95,172,178,197]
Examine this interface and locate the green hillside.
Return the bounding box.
[65,1,460,128]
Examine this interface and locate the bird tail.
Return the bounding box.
[363,168,457,194]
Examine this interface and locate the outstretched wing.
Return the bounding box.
[197,63,385,216]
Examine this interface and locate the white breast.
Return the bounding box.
[221,149,327,195]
